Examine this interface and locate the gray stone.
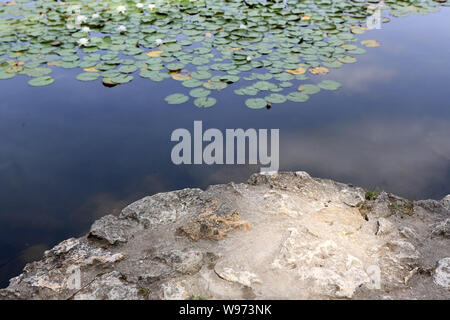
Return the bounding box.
[432,219,450,239]
[434,258,450,289]
[1,172,449,300]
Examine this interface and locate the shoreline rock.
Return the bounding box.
[1,172,449,300]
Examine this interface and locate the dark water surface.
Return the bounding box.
[1,9,450,287]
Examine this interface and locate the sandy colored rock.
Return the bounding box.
[0,172,449,300]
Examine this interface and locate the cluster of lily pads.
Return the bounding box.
[0,0,447,108]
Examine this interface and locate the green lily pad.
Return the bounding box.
[286,92,310,102]
[265,94,287,104]
[76,72,100,82]
[318,80,342,90]
[23,67,52,77]
[245,98,267,109]
[203,81,227,90]
[0,72,15,80]
[191,70,212,80]
[118,65,139,73]
[194,97,216,108]
[28,76,54,87]
[298,84,321,95]
[190,88,211,98]
[110,74,134,84]
[338,56,357,64]
[166,63,185,71]
[165,93,189,105]
[182,79,204,88]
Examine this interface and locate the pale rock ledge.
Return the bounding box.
[0,172,449,300]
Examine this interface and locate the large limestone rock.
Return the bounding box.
[0,172,449,300]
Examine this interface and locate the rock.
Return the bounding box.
[89,215,138,245]
[73,271,141,300]
[376,218,396,236]
[434,258,450,289]
[1,172,449,300]
[432,219,450,238]
[442,195,450,211]
[399,227,419,240]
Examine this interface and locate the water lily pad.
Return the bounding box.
[253,81,277,91]
[322,60,343,69]
[171,73,192,81]
[167,63,185,71]
[298,84,321,95]
[317,80,342,90]
[203,81,227,90]
[147,50,163,57]
[76,72,100,82]
[287,92,310,102]
[110,74,134,84]
[194,97,216,108]
[286,66,306,75]
[245,98,267,109]
[118,65,139,74]
[309,66,329,75]
[28,76,54,87]
[23,67,52,77]
[361,40,381,48]
[265,94,287,104]
[338,56,357,64]
[182,79,204,88]
[191,70,212,80]
[190,88,211,98]
[0,72,15,80]
[165,93,189,105]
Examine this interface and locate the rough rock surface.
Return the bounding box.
[0,172,449,300]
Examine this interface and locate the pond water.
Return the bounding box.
[1,1,450,287]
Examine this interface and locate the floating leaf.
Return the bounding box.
[172,73,192,81]
[0,72,15,80]
[361,40,381,48]
[245,98,267,109]
[203,80,227,90]
[309,66,329,75]
[351,26,366,34]
[287,92,309,102]
[182,79,203,88]
[146,50,163,57]
[118,65,139,74]
[317,80,342,90]
[322,60,343,69]
[28,76,54,87]
[286,66,306,75]
[83,66,100,73]
[253,81,277,91]
[167,63,185,71]
[190,88,211,98]
[76,72,100,82]
[338,56,357,64]
[194,97,216,108]
[265,94,287,104]
[165,93,189,105]
[191,71,212,80]
[23,67,52,77]
[298,84,321,95]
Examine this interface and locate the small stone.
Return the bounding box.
[432,219,450,238]
[434,258,450,288]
